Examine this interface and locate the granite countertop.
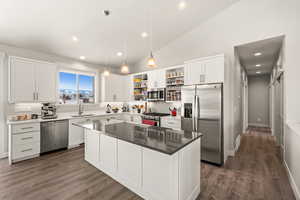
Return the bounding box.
[6,111,144,125]
[73,119,202,155]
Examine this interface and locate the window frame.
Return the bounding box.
[58,69,97,105]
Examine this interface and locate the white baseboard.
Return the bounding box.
[0,152,8,159]
[248,123,270,128]
[284,160,300,200]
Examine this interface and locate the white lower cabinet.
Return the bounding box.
[69,119,85,148]
[117,140,142,189]
[9,122,41,164]
[84,130,100,168]
[84,128,201,200]
[142,148,179,200]
[99,134,117,175]
[161,116,181,130]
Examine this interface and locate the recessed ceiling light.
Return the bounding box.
[72,36,78,42]
[254,52,262,56]
[141,32,148,38]
[79,56,85,60]
[178,1,187,10]
[256,64,261,67]
[117,52,123,57]
[256,71,261,74]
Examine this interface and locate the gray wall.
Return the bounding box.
[248,75,270,127]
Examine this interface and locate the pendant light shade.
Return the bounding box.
[147,51,156,68]
[103,69,110,76]
[121,63,129,74]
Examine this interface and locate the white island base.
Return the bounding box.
[85,129,201,200]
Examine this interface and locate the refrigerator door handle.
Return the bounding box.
[192,95,196,131]
[195,95,200,131]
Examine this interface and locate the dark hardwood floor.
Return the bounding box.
[0,127,295,200]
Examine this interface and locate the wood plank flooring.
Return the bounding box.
[0,127,295,200]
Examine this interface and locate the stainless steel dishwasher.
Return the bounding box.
[41,120,69,153]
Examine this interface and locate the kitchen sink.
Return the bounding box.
[71,114,96,118]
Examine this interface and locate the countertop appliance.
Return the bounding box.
[181,83,223,165]
[41,120,69,153]
[147,88,166,101]
[41,103,57,119]
[142,112,170,127]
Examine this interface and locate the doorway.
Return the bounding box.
[235,36,285,142]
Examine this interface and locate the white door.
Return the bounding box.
[35,62,57,102]
[204,57,224,83]
[10,57,36,102]
[156,69,166,88]
[184,62,204,85]
[69,119,84,148]
[147,70,157,89]
[84,130,100,168]
[99,134,117,174]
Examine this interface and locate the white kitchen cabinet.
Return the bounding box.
[161,116,181,130]
[35,62,57,102]
[84,129,100,168]
[99,134,117,174]
[9,122,41,164]
[117,140,142,189]
[9,58,36,102]
[184,54,224,85]
[147,69,166,89]
[69,119,85,148]
[102,74,132,102]
[9,56,57,103]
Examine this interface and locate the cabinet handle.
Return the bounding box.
[21,137,33,140]
[33,93,36,100]
[21,127,34,130]
[36,93,39,101]
[21,148,32,152]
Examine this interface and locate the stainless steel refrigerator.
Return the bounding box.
[181,83,223,165]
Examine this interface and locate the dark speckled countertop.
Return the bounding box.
[73,119,202,155]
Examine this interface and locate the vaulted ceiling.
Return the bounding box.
[0,0,239,68]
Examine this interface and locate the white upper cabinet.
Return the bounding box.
[147,69,166,89]
[102,73,132,102]
[9,57,57,103]
[35,62,57,102]
[10,58,36,103]
[184,54,224,85]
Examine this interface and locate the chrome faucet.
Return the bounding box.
[78,101,84,115]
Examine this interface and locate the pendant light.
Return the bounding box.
[121,41,130,74]
[147,1,156,68]
[103,56,110,76]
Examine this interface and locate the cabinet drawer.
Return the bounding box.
[161,118,181,130]
[12,142,40,160]
[12,123,40,134]
[12,131,40,145]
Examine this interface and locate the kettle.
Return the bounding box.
[169,107,177,116]
[106,104,112,113]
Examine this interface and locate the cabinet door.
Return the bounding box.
[103,74,123,102]
[35,62,57,102]
[117,140,142,189]
[204,57,224,83]
[69,119,84,148]
[122,75,133,101]
[10,57,36,102]
[85,130,100,168]
[156,69,166,88]
[99,134,117,174]
[147,70,156,89]
[184,62,205,85]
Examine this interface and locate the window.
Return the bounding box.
[59,71,95,104]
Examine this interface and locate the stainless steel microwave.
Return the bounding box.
[147,88,165,101]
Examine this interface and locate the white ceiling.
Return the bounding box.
[0,0,239,68]
[236,36,284,76]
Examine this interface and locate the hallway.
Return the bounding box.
[199,126,295,200]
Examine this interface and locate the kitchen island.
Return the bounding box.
[74,119,202,200]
